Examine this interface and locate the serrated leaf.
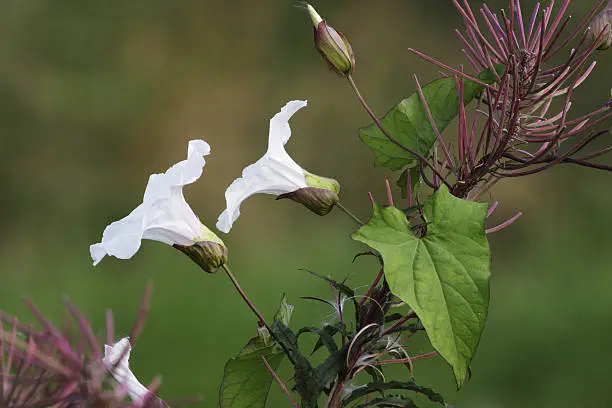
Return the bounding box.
[271,320,348,408]
[298,323,347,354]
[359,67,502,171]
[352,185,490,386]
[341,380,445,407]
[219,337,284,408]
[352,394,417,408]
[298,325,338,354]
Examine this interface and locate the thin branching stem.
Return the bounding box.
[261,356,300,408]
[347,75,451,188]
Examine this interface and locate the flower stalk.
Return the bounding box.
[221,264,270,331]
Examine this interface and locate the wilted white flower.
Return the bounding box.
[216,100,340,233]
[90,140,225,269]
[103,337,149,401]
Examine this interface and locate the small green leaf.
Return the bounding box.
[352,185,490,386]
[219,337,284,408]
[359,67,502,171]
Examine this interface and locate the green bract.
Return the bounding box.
[352,185,491,386]
[305,171,340,193]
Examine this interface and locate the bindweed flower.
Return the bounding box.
[104,338,149,402]
[216,100,340,233]
[306,3,355,77]
[0,284,170,407]
[589,0,612,50]
[90,140,227,272]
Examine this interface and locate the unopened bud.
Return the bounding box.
[307,4,355,77]
[257,326,272,346]
[277,172,340,216]
[174,241,228,273]
[589,2,612,50]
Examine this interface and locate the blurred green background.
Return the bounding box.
[1,1,611,407]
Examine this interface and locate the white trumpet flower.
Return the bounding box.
[216,100,340,233]
[90,140,224,267]
[103,337,149,401]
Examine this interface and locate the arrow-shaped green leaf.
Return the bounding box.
[352,185,490,386]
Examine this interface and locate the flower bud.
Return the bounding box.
[276,172,340,216]
[589,3,612,50]
[307,4,355,77]
[174,241,228,273]
[257,326,272,346]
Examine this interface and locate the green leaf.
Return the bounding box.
[352,394,417,408]
[271,320,348,408]
[302,269,355,299]
[219,336,284,408]
[396,167,421,199]
[298,325,338,354]
[302,269,360,323]
[298,323,347,354]
[359,67,502,171]
[219,295,296,408]
[351,185,490,386]
[341,380,445,407]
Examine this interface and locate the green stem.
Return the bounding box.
[326,381,345,408]
[335,201,364,225]
[221,264,270,332]
[221,264,297,366]
[261,356,300,408]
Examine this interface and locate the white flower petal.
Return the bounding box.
[104,337,149,401]
[143,140,210,204]
[91,139,213,265]
[268,100,307,156]
[216,100,308,233]
[89,205,146,265]
[142,189,203,246]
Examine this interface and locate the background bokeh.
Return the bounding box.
[1,1,611,407]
